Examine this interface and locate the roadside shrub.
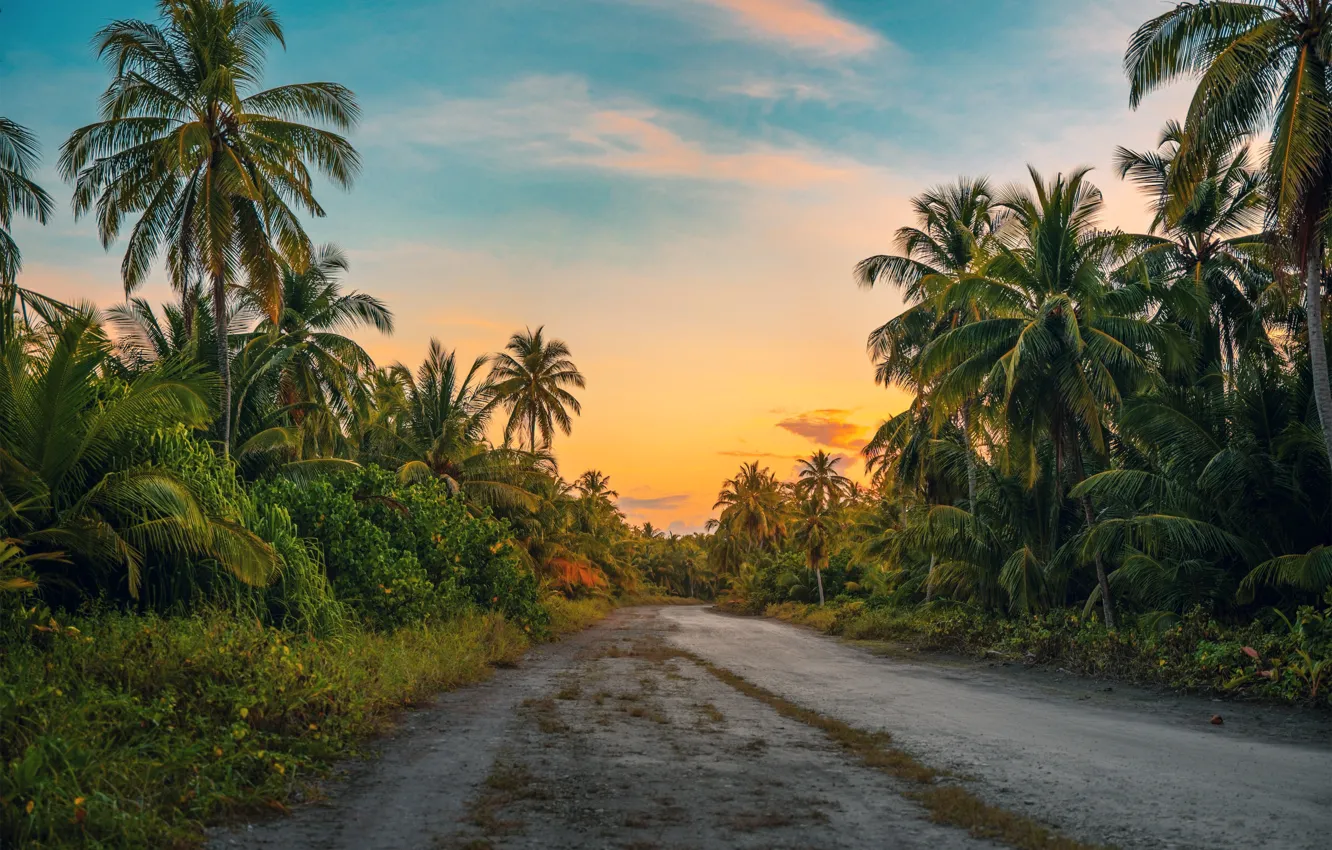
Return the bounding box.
[763,598,1332,708]
[252,467,546,633]
[143,429,345,635]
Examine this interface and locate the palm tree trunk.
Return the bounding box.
[815,567,825,606]
[924,553,937,602]
[212,272,231,455]
[1081,496,1115,629]
[1304,253,1332,539]
[530,417,537,453]
[961,401,978,516]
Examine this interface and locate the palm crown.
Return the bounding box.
[491,326,586,452]
[0,118,54,286]
[59,0,361,449]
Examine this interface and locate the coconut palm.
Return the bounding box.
[713,462,787,551]
[369,340,539,510]
[920,168,1184,627]
[490,326,586,451]
[792,495,841,606]
[0,309,277,599]
[0,117,54,287]
[1115,121,1270,379]
[794,450,852,508]
[1126,1,1332,532]
[105,282,232,375]
[856,178,1004,513]
[574,469,618,500]
[60,0,360,451]
[255,245,391,408]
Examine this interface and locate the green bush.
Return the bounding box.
[141,428,346,636]
[251,467,546,633]
[769,599,1332,708]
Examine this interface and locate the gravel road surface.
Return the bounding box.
[212,606,1332,849]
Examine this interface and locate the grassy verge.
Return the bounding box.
[752,600,1332,709]
[0,593,652,848]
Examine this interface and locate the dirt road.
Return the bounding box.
[212,606,1332,850]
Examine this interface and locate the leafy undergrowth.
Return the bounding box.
[757,601,1332,709]
[0,593,662,849]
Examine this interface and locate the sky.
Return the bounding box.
[2,0,1191,533]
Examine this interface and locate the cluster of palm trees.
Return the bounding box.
[710,452,859,606]
[0,0,652,605]
[835,3,1332,625]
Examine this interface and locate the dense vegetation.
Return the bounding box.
[710,2,1332,708]
[0,2,684,845]
[8,0,1332,844]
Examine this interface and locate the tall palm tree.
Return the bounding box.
[921,168,1183,627]
[490,326,586,451]
[0,117,54,286]
[856,178,1003,514]
[794,450,852,508]
[574,469,618,500]
[246,244,392,433]
[60,0,360,452]
[793,495,841,606]
[713,461,787,551]
[105,282,230,375]
[1115,121,1269,380]
[1126,1,1332,532]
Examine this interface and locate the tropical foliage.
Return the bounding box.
[0,4,662,845]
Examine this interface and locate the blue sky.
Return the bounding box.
[2,0,1189,531]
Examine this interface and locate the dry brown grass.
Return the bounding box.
[465,761,550,835]
[727,810,795,831]
[521,696,569,734]
[555,683,581,701]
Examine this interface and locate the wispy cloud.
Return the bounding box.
[722,78,835,102]
[618,494,692,511]
[776,409,869,450]
[716,449,798,459]
[371,75,856,187]
[689,0,882,55]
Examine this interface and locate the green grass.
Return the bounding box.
[0,597,619,849]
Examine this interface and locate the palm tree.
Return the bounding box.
[0,309,276,599]
[240,244,391,443]
[1115,121,1269,380]
[921,168,1183,627]
[794,450,852,508]
[0,117,54,286]
[713,462,787,551]
[490,326,586,451]
[106,282,229,375]
[1126,2,1332,533]
[793,496,840,606]
[369,340,540,510]
[60,0,361,452]
[856,178,1003,514]
[574,469,618,500]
